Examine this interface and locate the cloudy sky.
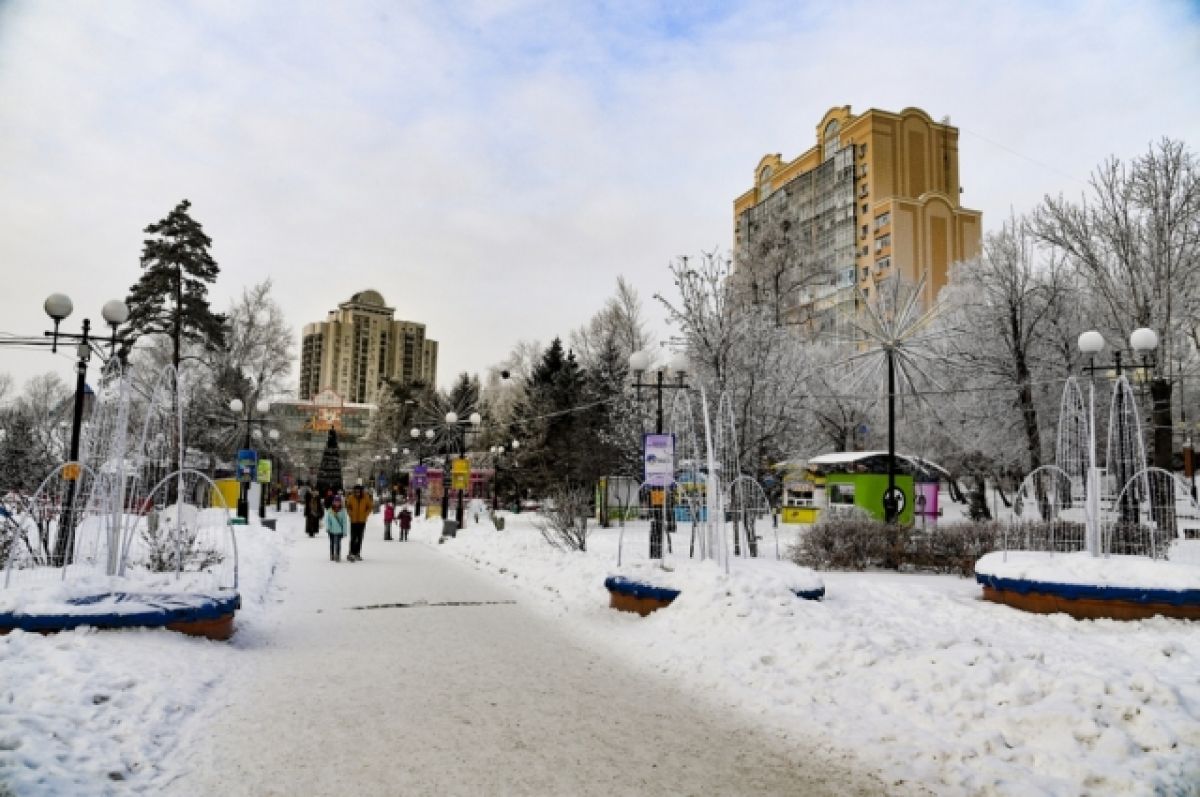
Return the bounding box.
[1,0,1198,394]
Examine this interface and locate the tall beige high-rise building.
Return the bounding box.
[733,105,982,333]
[298,290,438,405]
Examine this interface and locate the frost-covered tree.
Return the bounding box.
[1034,138,1200,470]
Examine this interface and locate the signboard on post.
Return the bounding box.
[451,458,471,491]
[237,449,257,483]
[412,465,428,489]
[643,433,675,487]
[257,459,272,484]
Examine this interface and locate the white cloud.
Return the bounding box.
[0,0,1197,393]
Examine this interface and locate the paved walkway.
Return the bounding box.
[175,516,888,796]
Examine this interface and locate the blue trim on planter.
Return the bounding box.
[604,576,681,603]
[976,573,1200,607]
[0,591,241,633]
[792,586,826,601]
[606,576,825,603]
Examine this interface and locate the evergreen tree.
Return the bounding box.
[123,199,226,368]
[316,429,344,496]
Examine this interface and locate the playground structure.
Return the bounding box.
[1,362,240,639]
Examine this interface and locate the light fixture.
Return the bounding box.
[43,293,73,321]
[229,398,244,414]
[445,411,458,424]
[628,350,650,373]
[1077,330,1104,354]
[469,412,481,427]
[1130,327,1158,352]
[101,300,129,327]
[256,399,270,414]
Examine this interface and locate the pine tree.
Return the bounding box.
[123,199,226,368]
[316,429,344,496]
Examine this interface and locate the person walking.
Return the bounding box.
[383,500,395,541]
[325,494,349,562]
[398,505,412,542]
[304,488,322,537]
[345,482,374,562]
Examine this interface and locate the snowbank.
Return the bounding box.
[976,550,1200,591]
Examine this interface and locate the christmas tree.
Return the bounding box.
[316,429,344,496]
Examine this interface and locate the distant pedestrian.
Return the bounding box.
[304,489,322,537]
[383,500,395,541]
[325,494,348,562]
[322,490,334,510]
[345,482,374,562]
[398,505,412,541]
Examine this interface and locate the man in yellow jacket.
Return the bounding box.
[345,482,374,562]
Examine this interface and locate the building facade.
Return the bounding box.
[298,290,438,404]
[733,106,982,333]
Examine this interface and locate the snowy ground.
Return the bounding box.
[2,508,1197,795]
[0,522,286,795]
[431,512,1200,796]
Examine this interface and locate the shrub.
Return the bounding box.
[534,486,592,552]
[790,515,1005,576]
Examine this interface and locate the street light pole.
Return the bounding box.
[629,350,689,560]
[42,294,128,566]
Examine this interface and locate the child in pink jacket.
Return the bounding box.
[383,500,395,540]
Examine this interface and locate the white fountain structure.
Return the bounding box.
[978,329,1200,620]
[1,361,240,637]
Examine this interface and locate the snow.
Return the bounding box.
[977,550,1200,591]
[611,556,824,598]
[430,513,1200,796]
[2,509,1198,795]
[0,519,285,794]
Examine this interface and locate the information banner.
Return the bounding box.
[237,449,258,483]
[256,459,272,484]
[451,457,471,491]
[412,465,428,489]
[643,433,675,487]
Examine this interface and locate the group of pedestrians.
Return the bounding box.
[300,482,413,563]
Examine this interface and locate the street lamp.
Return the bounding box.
[230,397,274,520]
[1077,326,1158,553]
[410,426,437,515]
[489,439,520,512]
[42,293,128,565]
[440,411,482,529]
[629,349,689,559]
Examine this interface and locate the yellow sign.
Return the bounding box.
[62,462,80,481]
[649,488,665,507]
[451,458,471,490]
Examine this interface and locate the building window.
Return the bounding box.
[875,212,891,229]
[862,203,868,215]
[859,164,869,178]
[758,166,773,200]
[861,266,869,280]
[861,246,869,256]
[876,256,891,271]
[858,143,868,158]
[823,120,841,161]
[876,234,891,252]
[861,224,868,239]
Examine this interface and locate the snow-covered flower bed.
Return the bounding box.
[427,513,1200,796]
[0,517,287,794]
[611,556,824,602]
[977,549,1200,591]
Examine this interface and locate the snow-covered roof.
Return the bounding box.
[779,451,952,480]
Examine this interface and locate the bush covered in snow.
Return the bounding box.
[790,515,1004,576]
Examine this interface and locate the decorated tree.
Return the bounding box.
[316,429,344,496]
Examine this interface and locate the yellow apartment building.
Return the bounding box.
[298,289,438,405]
[733,105,982,333]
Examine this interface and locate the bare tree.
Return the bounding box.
[1033,138,1200,469]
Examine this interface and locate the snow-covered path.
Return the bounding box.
[173,517,887,796]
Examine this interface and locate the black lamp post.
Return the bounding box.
[229,397,277,520]
[42,293,129,566]
[409,426,436,516]
[1077,327,1159,545]
[489,440,520,512]
[440,411,481,529]
[628,349,689,559]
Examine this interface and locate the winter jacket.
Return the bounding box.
[324,508,349,536]
[398,509,412,530]
[346,490,374,523]
[383,504,395,523]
